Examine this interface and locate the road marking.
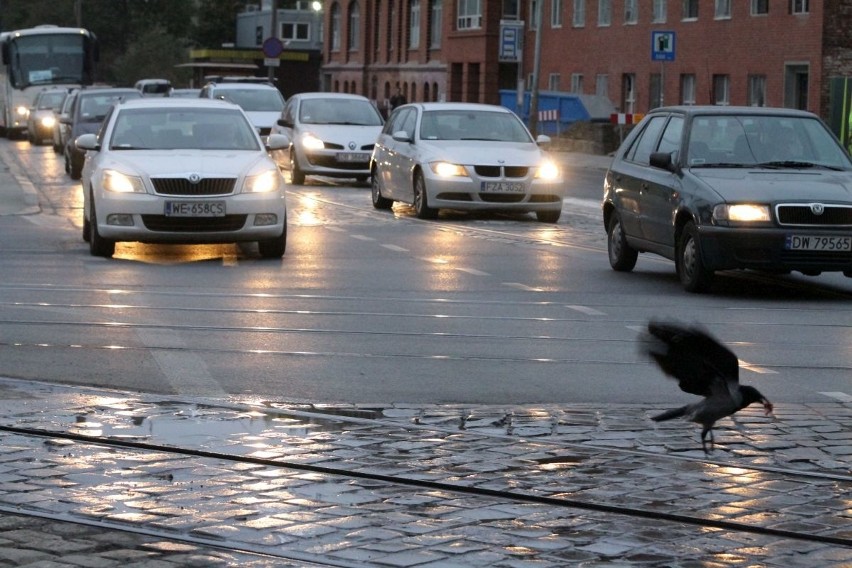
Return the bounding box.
[381,244,408,252]
[565,305,606,316]
[503,282,542,291]
[134,328,227,397]
[325,226,345,232]
[457,267,490,276]
[819,391,852,402]
[351,234,374,241]
[738,360,777,374]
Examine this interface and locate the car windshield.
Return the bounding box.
[298,98,384,126]
[37,91,66,110]
[79,92,142,123]
[108,107,261,151]
[214,88,285,112]
[687,114,852,170]
[419,110,533,142]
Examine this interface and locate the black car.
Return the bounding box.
[61,87,142,179]
[602,106,852,292]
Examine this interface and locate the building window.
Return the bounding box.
[430,0,443,48]
[552,0,563,27]
[595,73,608,97]
[503,0,520,19]
[683,0,698,19]
[409,0,421,48]
[331,4,341,50]
[458,0,482,29]
[714,0,731,19]
[748,75,766,106]
[680,74,695,105]
[650,73,662,109]
[713,75,730,105]
[652,0,667,22]
[622,73,635,113]
[548,73,561,91]
[790,0,809,14]
[573,0,586,26]
[571,73,583,93]
[530,0,539,30]
[750,0,768,15]
[281,22,310,41]
[348,1,360,51]
[598,0,612,26]
[624,0,638,24]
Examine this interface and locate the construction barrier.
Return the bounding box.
[610,113,644,125]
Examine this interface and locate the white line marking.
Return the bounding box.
[456,267,490,276]
[351,234,374,241]
[738,360,778,374]
[381,244,408,252]
[819,391,852,402]
[325,226,345,232]
[565,305,606,316]
[503,282,542,291]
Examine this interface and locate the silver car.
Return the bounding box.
[77,98,288,258]
[370,102,564,222]
[270,92,385,184]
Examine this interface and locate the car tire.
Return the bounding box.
[371,172,393,210]
[607,213,638,271]
[536,210,561,223]
[677,221,714,293]
[82,210,91,242]
[69,155,83,180]
[290,150,305,185]
[88,200,115,258]
[413,171,438,220]
[258,222,287,258]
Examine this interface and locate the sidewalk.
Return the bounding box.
[0,143,40,216]
[0,377,849,567]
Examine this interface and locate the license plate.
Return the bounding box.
[337,152,370,163]
[481,181,526,193]
[164,201,226,217]
[785,235,852,251]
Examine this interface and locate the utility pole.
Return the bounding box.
[75,0,83,27]
[528,0,543,136]
[268,0,278,82]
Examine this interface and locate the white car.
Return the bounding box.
[370,102,564,222]
[199,80,285,135]
[77,98,288,258]
[270,92,385,184]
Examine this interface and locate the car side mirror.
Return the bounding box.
[60,116,71,125]
[536,134,551,147]
[265,133,289,151]
[650,151,677,172]
[75,133,99,151]
[392,130,412,143]
[277,118,293,128]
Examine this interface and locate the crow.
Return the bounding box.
[644,320,773,454]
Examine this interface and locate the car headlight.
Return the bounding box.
[40,116,56,128]
[245,169,281,193]
[102,169,144,193]
[300,133,325,151]
[429,161,468,177]
[16,105,28,117]
[712,204,771,223]
[534,161,560,180]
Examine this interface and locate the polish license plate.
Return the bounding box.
[784,235,852,251]
[480,181,526,193]
[337,152,370,163]
[164,201,226,217]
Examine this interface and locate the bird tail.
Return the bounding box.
[652,405,689,422]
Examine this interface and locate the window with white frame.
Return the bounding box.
[622,73,635,113]
[713,74,730,105]
[409,0,421,48]
[548,73,561,91]
[791,0,809,14]
[683,0,698,19]
[348,1,360,51]
[503,0,520,19]
[552,0,563,27]
[598,0,611,26]
[595,74,608,97]
[748,75,766,106]
[331,4,341,50]
[652,0,667,22]
[750,0,768,15]
[714,0,731,18]
[281,22,310,41]
[571,73,584,93]
[573,0,586,26]
[624,0,638,24]
[680,74,695,104]
[458,0,482,29]
[530,0,539,30]
[430,0,443,47]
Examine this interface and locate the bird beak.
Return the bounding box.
[762,400,774,415]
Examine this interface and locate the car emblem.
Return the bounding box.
[188,173,202,184]
[348,141,356,150]
[498,159,506,164]
[810,203,825,216]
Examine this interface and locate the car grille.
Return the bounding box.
[152,178,236,196]
[320,142,375,151]
[473,166,530,178]
[776,204,852,226]
[141,215,247,232]
[309,155,369,169]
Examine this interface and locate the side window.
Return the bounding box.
[388,108,414,136]
[282,100,296,123]
[400,109,417,139]
[627,116,667,165]
[657,116,684,159]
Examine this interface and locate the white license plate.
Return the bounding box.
[337,152,370,163]
[785,235,852,251]
[164,201,226,217]
[481,181,526,193]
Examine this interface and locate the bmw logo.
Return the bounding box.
[188,173,202,184]
[810,203,825,215]
[348,141,356,150]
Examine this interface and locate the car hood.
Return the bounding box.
[301,123,384,145]
[418,140,549,165]
[100,150,273,179]
[691,168,852,202]
[245,111,282,129]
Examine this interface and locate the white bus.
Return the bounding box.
[0,25,98,139]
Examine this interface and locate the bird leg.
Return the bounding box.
[700,426,714,454]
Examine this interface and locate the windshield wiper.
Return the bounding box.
[690,162,754,168]
[757,160,820,169]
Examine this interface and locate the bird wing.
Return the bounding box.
[645,320,740,397]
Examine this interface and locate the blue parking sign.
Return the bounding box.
[652,31,675,61]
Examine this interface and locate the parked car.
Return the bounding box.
[270,92,384,184]
[370,102,563,222]
[76,98,289,258]
[134,78,171,97]
[602,105,852,292]
[199,78,285,135]
[62,87,143,179]
[27,88,69,145]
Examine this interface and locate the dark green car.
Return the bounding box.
[602,106,852,292]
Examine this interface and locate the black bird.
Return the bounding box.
[644,320,773,453]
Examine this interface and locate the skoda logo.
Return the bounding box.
[348,141,356,150]
[810,203,825,216]
[188,173,202,184]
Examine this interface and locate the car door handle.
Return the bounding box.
[640,183,649,191]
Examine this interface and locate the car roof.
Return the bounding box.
[115,98,242,111]
[649,105,818,119]
[409,102,514,113]
[77,88,140,98]
[207,82,279,91]
[292,92,371,102]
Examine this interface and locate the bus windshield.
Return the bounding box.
[8,33,85,88]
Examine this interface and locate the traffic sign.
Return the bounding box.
[262,37,284,58]
[651,31,675,61]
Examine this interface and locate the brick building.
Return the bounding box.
[317,0,852,121]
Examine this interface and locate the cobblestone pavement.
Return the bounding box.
[0,377,849,567]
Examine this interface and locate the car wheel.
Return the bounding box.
[536,210,561,223]
[371,172,393,210]
[88,197,115,258]
[82,209,91,242]
[413,171,437,220]
[290,150,305,185]
[64,149,70,173]
[69,155,83,180]
[677,221,714,293]
[607,213,638,271]
[258,222,287,258]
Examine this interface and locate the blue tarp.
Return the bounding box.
[500,90,616,135]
